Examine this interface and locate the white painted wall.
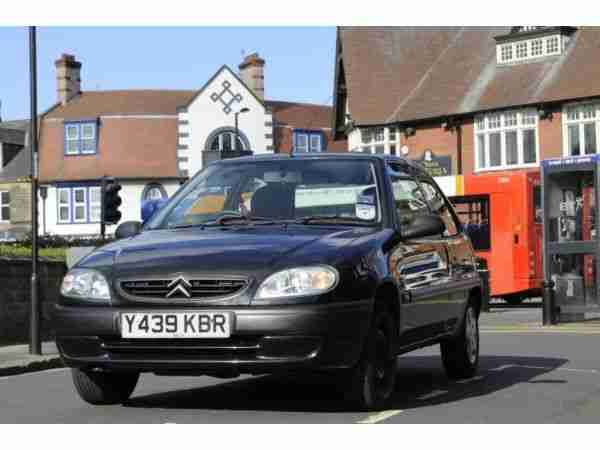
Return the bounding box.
[178,66,273,178]
[40,179,181,236]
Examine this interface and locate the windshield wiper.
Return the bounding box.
[295,215,369,225]
[168,223,204,230]
[199,214,293,227]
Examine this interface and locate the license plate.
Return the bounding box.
[120,312,231,339]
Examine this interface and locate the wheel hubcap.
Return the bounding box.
[465,307,478,364]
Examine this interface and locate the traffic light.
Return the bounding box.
[101,177,122,229]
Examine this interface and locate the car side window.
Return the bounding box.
[388,173,431,229]
[419,179,459,236]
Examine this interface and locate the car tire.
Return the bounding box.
[345,306,397,411]
[441,302,479,379]
[72,368,139,405]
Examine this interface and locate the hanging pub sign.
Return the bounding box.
[415,149,452,177]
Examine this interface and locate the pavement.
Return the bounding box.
[0,342,62,377]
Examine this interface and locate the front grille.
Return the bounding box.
[120,278,248,300]
[100,336,262,361]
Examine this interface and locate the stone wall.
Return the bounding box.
[0,258,66,344]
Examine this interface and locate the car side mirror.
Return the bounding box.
[115,221,142,240]
[402,214,446,240]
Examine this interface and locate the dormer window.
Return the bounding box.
[64,121,97,155]
[531,39,543,57]
[495,26,577,65]
[546,36,559,54]
[516,42,528,59]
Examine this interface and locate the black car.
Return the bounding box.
[54,153,483,411]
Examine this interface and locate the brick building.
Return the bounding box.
[39,53,346,237]
[332,27,600,182]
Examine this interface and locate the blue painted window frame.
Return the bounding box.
[64,120,98,155]
[293,129,325,153]
[56,184,101,224]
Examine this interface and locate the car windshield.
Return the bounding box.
[145,158,381,229]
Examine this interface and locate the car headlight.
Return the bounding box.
[255,266,338,300]
[60,269,111,302]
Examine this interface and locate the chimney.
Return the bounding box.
[239,52,265,101]
[55,53,82,105]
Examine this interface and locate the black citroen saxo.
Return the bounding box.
[54,153,483,411]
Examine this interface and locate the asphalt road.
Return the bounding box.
[2,331,600,423]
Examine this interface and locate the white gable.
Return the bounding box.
[177,66,274,178]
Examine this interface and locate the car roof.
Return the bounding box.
[214,152,429,177]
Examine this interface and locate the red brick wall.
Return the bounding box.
[275,126,348,154]
[397,110,564,177]
[539,108,563,160]
[39,117,179,182]
[400,122,461,174]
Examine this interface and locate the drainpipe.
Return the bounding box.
[456,122,463,175]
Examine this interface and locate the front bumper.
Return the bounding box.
[53,300,373,375]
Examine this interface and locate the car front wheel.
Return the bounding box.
[72,368,139,405]
[440,303,479,379]
[345,307,397,411]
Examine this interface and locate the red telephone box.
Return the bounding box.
[449,171,542,305]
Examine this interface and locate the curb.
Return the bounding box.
[0,356,64,377]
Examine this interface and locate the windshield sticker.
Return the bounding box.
[357,194,375,205]
[356,204,376,221]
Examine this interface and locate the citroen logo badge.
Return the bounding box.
[166,276,192,298]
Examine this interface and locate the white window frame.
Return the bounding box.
[562,102,600,157]
[72,187,88,223]
[293,130,323,153]
[89,186,102,223]
[496,34,564,64]
[357,126,399,154]
[57,186,101,224]
[64,124,80,155]
[80,123,97,155]
[309,134,322,152]
[474,109,540,172]
[295,133,309,153]
[57,188,72,224]
[0,190,10,223]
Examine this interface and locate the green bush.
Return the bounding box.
[0,245,66,260]
[18,233,113,249]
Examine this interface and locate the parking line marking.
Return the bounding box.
[486,364,599,375]
[358,409,403,424]
[417,389,448,401]
[456,375,485,384]
[519,365,598,374]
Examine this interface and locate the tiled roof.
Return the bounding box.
[267,101,335,130]
[39,89,346,182]
[0,146,30,182]
[338,26,600,126]
[0,119,29,131]
[45,90,197,119]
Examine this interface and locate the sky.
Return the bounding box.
[0,26,337,120]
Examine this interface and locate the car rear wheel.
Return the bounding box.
[344,307,396,411]
[440,303,479,379]
[72,368,139,405]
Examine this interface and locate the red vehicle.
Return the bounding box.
[448,171,542,305]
